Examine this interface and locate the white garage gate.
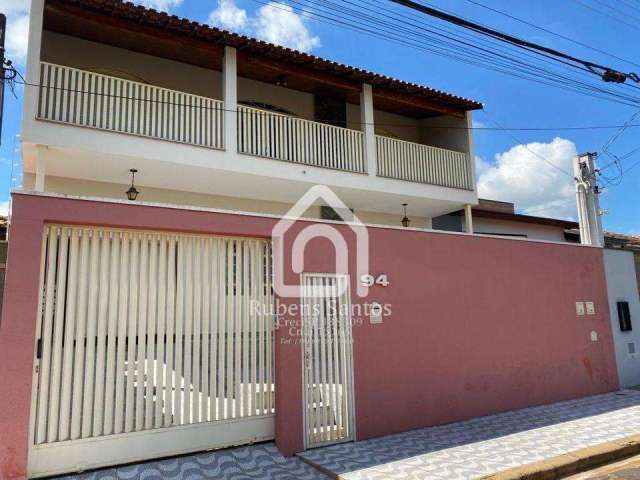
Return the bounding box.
[28,224,275,478]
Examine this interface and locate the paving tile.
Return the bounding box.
[299,390,640,480]
[54,442,330,480]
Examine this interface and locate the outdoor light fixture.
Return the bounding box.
[401,203,410,228]
[275,75,288,87]
[126,168,139,201]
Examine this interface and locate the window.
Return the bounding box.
[321,206,353,222]
[618,301,632,332]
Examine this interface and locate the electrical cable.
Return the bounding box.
[247,0,640,107]
[389,0,640,83]
[462,0,640,69]
[15,77,640,131]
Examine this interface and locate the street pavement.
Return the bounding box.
[53,390,640,480]
[299,390,640,480]
[565,454,640,479]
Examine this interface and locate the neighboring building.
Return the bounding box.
[603,248,640,388]
[433,198,578,242]
[0,1,623,479]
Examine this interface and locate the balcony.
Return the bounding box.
[376,135,473,190]
[36,62,473,191]
[238,105,366,173]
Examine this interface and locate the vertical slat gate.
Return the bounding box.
[31,225,275,474]
[302,273,355,449]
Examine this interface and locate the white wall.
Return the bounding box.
[420,114,470,153]
[603,249,640,388]
[23,173,432,229]
[41,31,223,99]
[473,218,567,242]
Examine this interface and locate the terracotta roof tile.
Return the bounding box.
[56,0,483,111]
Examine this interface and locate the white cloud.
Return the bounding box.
[254,2,320,52]
[209,0,249,32]
[477,137,577,219]
[131,0,183,11]
[0,0,30,64]
[0,0,26,16]
[208,0,320,52]
[6,13,29,63]
[475,155,491,179]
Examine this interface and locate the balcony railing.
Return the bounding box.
[37,62,225,149]
[376,135,473,190]
[238,105,365,173]
[36,62,473,190]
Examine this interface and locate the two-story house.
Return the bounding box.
[0,1,622,479]
[22,0,481,228]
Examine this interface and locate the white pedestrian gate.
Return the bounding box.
[301,274,355,449]
[28,225,275,478]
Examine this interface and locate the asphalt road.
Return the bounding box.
[565,455,640,479]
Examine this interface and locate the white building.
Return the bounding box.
[21,0,482,228]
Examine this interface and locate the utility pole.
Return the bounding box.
[574,153,604,247]
[0,13,6,145]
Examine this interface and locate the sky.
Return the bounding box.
[1,0,639,234]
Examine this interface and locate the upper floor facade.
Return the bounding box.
[21,0,482,227]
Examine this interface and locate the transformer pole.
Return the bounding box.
[574,153,604,247]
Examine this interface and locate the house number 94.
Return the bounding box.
[360,274,389,287]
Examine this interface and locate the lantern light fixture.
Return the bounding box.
[126,168,139,201]
[401,203,410,228]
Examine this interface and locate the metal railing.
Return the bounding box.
[37,62,225,149]
[376,135,474,190]
[238,105,366,173]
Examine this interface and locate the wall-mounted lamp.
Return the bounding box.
[126,168,139,201]
[276,75,288,87]
[401,203,410,228]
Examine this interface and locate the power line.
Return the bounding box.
[591,0,640,24]
[462,0,640,68]
[481,108,573,177]
[16,77,640,131]
[390,0,640,84]
[601,109,640,156]
[571,0,640,33]
[248,0,640,107]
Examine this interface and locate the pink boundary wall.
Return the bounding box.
[0,193,619,478]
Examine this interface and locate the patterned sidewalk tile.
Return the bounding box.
[298,390,640,480]
[54,442,330,480]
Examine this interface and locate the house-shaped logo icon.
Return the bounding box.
[272,185,370,298]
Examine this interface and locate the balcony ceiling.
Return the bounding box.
[44,0,482,119]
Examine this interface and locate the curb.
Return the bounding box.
[479,433,640,480]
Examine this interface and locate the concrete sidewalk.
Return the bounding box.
[54,390,640,480]
[298,390,640,480]
[54,443,330,480]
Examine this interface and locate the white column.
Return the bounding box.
[425,217,433,229]
[35,145,46,192]
[21,0,46,140]
[223,46,238,155]
[360,83,376,176]
[574,154,603,246]
[465,111,477,193]
[464,204,474,234]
